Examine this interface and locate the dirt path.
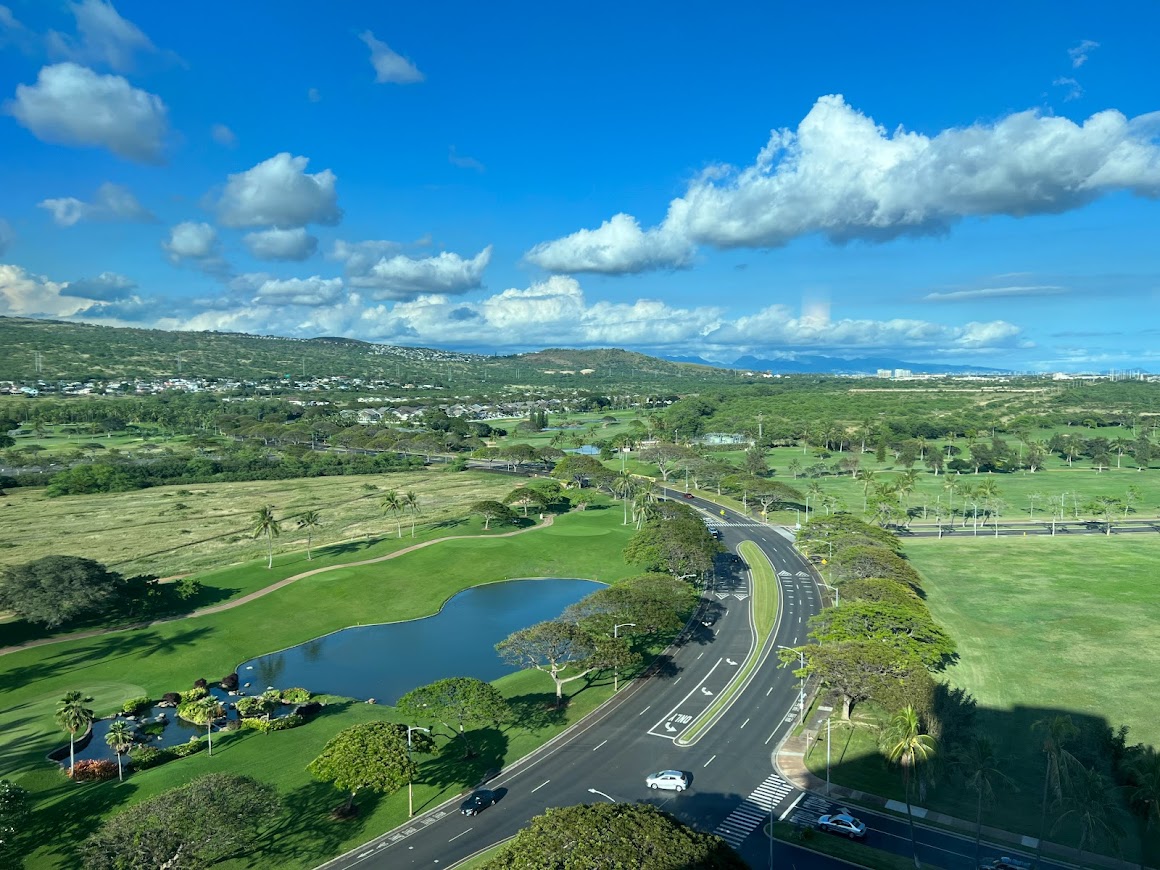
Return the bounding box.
[0,515,555,657]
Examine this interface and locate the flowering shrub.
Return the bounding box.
[69,759,119,781]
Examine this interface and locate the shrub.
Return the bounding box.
[241,714,303,734]
[120,696,152,716]
[161,692,181,705]
[220,672,239,691]
[296,701,322,719]
[170,737,204,758]
[235,695,275,719]
[69,759,119,782]
[280,687,311,704]
[192,678,208,690]
[183,686,207,703]
[127,745,164,769]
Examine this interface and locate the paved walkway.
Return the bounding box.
[774,700,1138,870]
[0,515,555,657]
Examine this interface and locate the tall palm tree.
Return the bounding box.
[1124,746,1160,845]
[858,470,877,511]
[403,490,421,536]
[612,472,635,525]
[1053,764,1124,860]
[195,696,225,756]
[952,735,1016,865]
[252,505,281,569]
[1032,714,1078,869]
[55,691,95,774]
[104,719,134,782]
[882,705,937,869]
[381,490,403,538]
[297,510,322,560]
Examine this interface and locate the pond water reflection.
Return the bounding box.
[237,578,602,705]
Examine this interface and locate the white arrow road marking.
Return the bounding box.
[701,687,714,696]
[726,658,738,665]
[665,721,678,732]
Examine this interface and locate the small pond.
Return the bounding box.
[237,578,602,705]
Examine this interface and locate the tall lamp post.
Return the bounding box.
[612,622,636,691]
[406,725,430,818]
[777,645,806,725]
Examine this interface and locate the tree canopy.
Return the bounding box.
[81,774,281,870]
[496,620,602,703]
[481,802,746,869]
[396,677,511,757]
[809,601,955,669]
[308,722,432,810]
[0,556,125,628]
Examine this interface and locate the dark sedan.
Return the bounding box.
[460,789,497,816]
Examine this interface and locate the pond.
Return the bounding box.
[236,577,603,705]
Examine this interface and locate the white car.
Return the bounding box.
[645,770,689,791]
[817,810,866,838]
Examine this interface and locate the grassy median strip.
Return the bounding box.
[768,821,909,869]
[676,539,778,745]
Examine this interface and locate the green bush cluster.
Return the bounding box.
[279,687,311,704]
[119,696,152,716]
[127,745,163,769]
[241,714,303,734]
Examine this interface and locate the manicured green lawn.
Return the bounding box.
[2,505,641,867]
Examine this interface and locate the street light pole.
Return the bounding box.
[587,787,616,803]
[612,622,636,692]
[406,725,430,818]
[777,645,806,725]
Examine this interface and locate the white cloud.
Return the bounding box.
[47,0,156,72]
[330,239,402,274]
[163,221,228,276]
[0,219,12,255]
[64,270,136,301]
[214,153,341,228]
[923,285,1067,302]
[339,245,492,299]
[250,275,344,306]
[243,227,318,261]
[211,123,236,147]
[449,146,485,172]
[5,62,168,163]
[1053,77,1083,102]
[525,213,695,274]
[358,30,423,84]
[1068,39,1099,69]
[307,87,321,103]
[38,182,153,226]
[0,263,93,317]
[529,95,1160,274]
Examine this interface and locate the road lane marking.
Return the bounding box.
[766,687,773,696]
[674,677,682,684]
[638,705,651,716]
[697,651,704,659]
[765,729,778,745]
[530,780,550,793]
[778,793,803,821]
[704,754,716,767]
[593,739,607,751]
[448,828,473,842]
[740,718,750,729]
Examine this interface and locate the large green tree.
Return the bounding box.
[482,802,746,869]
[496,620,604,705]
[808,601,955,669]
[0,779,28,867]
[81,774,281,869]
[0,556,124,628]
[309,722,432,813]
[55,690,95,774]
[789,640,917,719]
[470,500,516,530]
[396,677,512,758]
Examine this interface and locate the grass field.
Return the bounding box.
[0,468,519,575]
[1,504,640,867]
[804,533,1160,861]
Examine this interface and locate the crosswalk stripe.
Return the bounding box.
[711,773,795,847]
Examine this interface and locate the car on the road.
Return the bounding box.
[460,789,497,815]
[701,614,717,627]
[645,770,689,791]
[683,492,694,499]
[817,810,866,838]
[978,859,1032,870]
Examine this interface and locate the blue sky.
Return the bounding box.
[1,1,1158,371]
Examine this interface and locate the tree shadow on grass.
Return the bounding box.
[504,692,567,732]
[430,518,468,530]
[21,776,140,866]
[252,779,373,867]
[413,727,509,800]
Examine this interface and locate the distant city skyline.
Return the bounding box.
[1,1,1158,371]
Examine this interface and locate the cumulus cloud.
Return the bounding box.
[249,275,344,306]
[5,62,168,162]
[923,285,1067,302]
[211,123,236,147]
[525,213,694,274]
[359,30,423,84]
[243,227,318,261]
[163,221,228,276]
[329,239,402,273]
[0,219,12,255]
[337,245,492,299]
[38,181,153,226]
[64,270,136,301]
[0,263,92,317]
[47,0,156,72]
[1068,39,1099,68]
[214,153,341,228]
[529,95,1160,274]
[449,146,485,172]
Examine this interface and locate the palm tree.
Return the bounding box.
[858,470,877,511]
[297,510,322,560]
[104,719,134,781]
[252,505,281,569]
[403,490,421,536]
[952,735,1016,865]
[381,490,403,538]
[1123,746,1160,844]
[55,691,95,774]
[1053,764,1124,861]
[882,705,936,869]
[1032,714,1078,869]
[195,696,225,756]
[612,472,635,525]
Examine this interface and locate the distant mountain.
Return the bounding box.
[661,351,1006,375]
